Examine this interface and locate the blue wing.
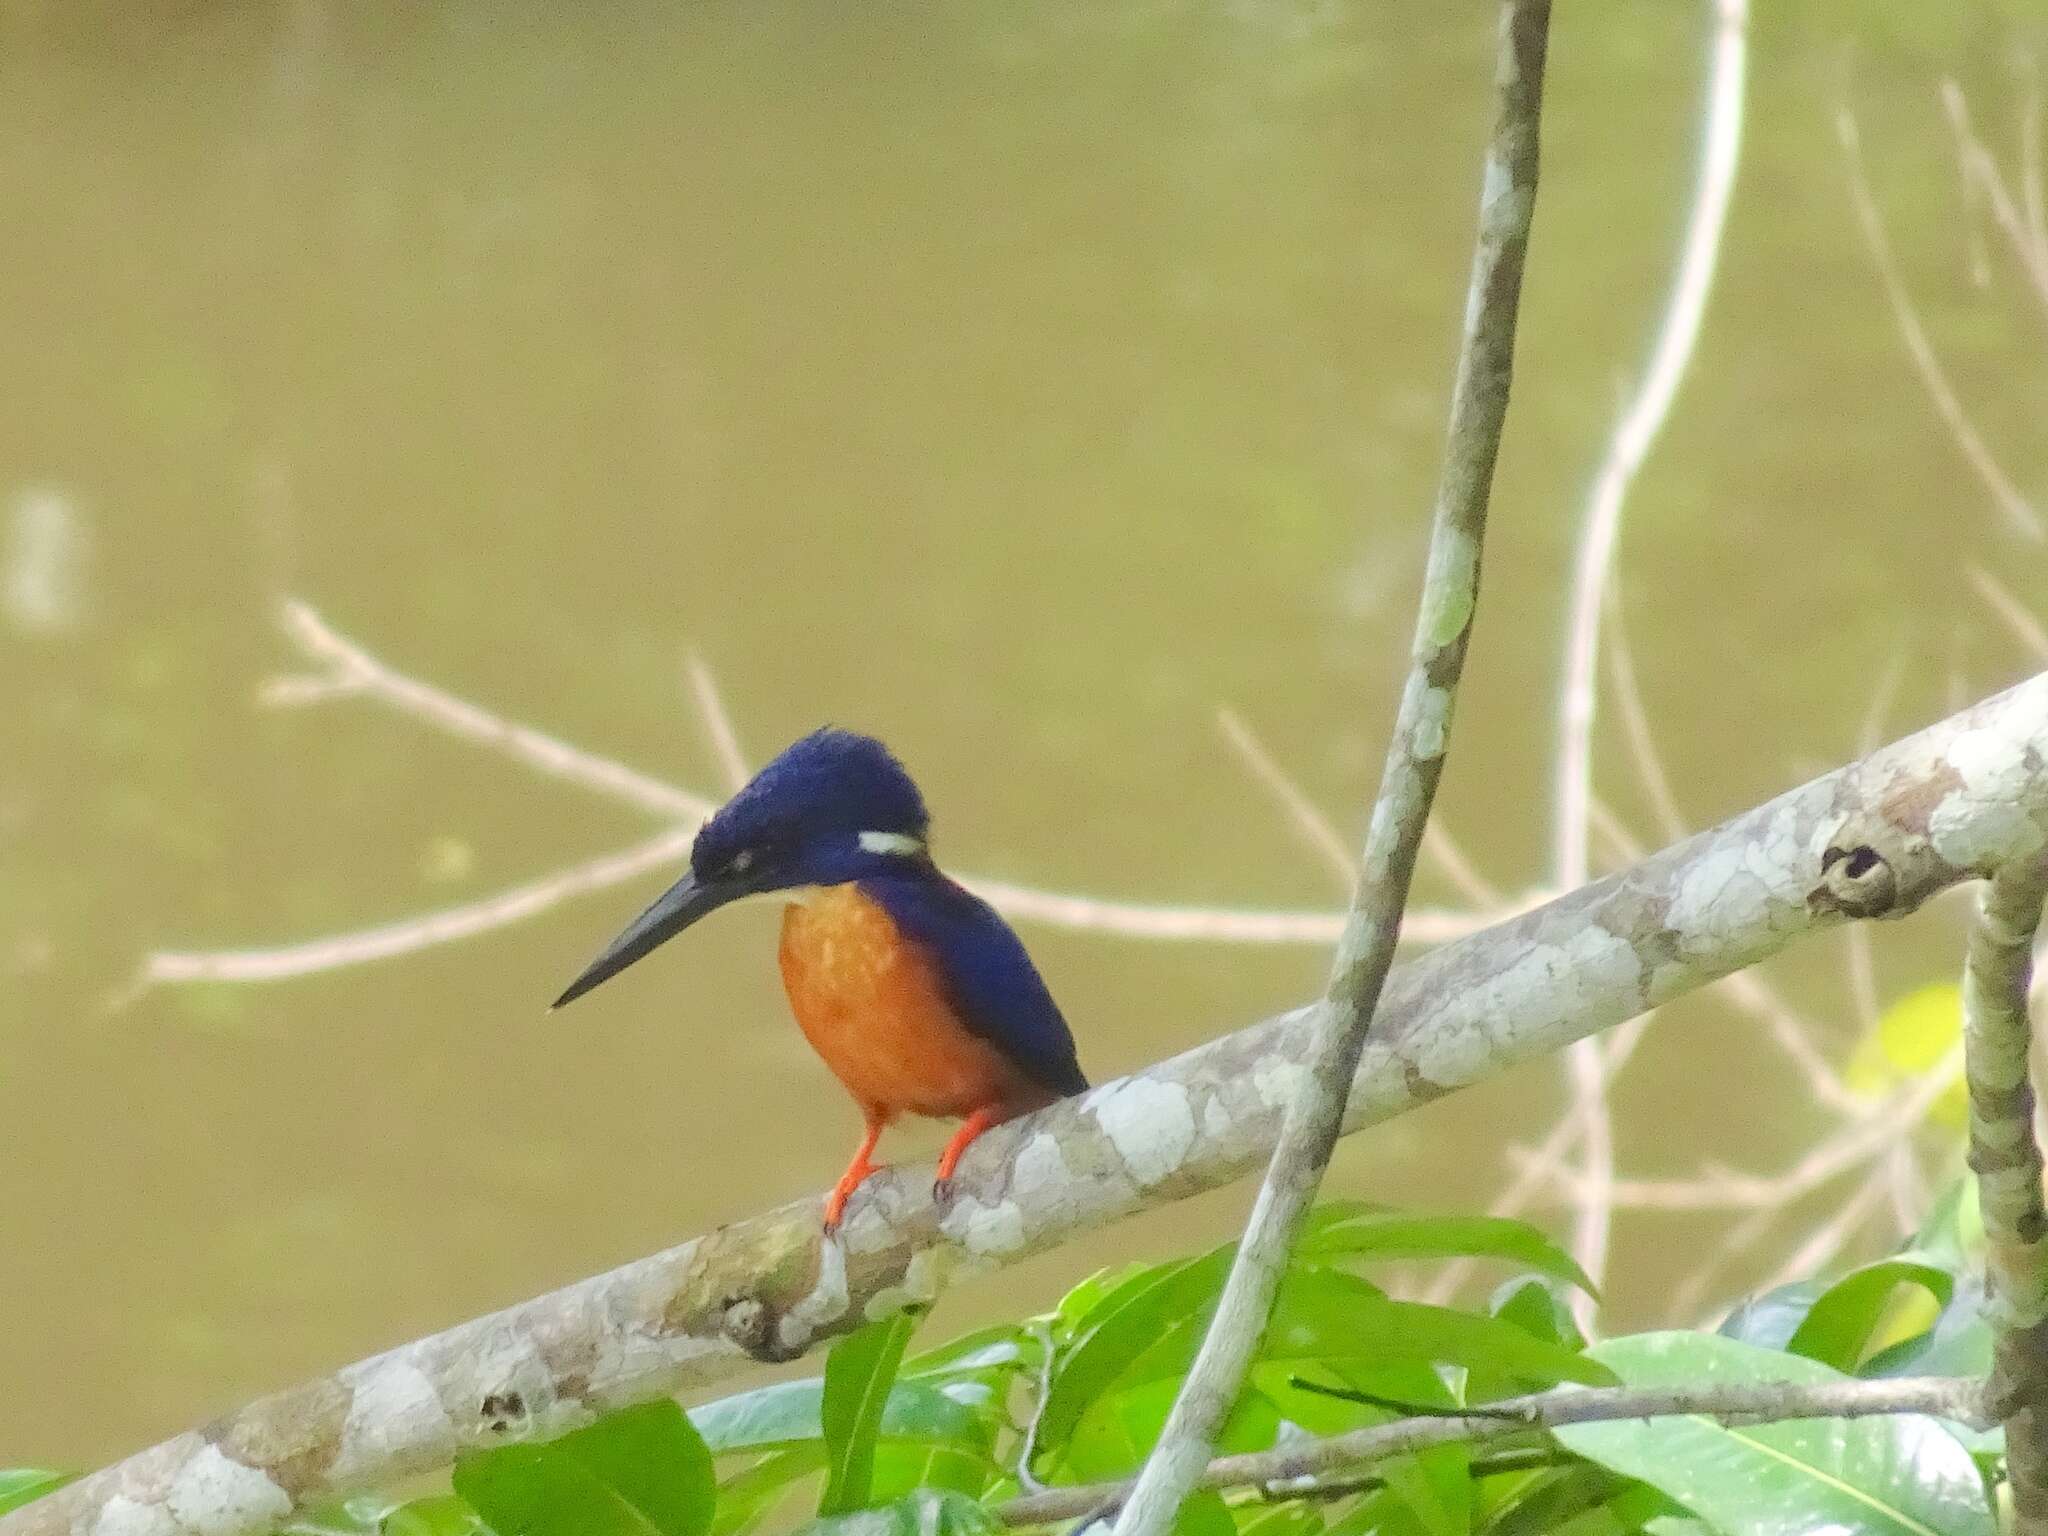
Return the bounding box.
[859,874,1088,1099]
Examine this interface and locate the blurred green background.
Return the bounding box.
[1,0,2043,1468]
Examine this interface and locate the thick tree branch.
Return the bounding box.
[1108,6,1551,1533]
[996,1375,1990,1526]
[1963,861,2048,1525]
[11,671,2048,1536]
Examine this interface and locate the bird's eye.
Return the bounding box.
[727,850,756,877]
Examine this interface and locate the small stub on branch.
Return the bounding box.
[1809,836,1900,920]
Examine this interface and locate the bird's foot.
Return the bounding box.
[823,1161,884,1234]
[931,1175,958,1214]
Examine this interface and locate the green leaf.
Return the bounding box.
[380,1496,488,1536]
[820,1312,919,1516]
[1490,1277,1587,1353]
[1787,1258,1953,1372]
[453,1399,715,1536]
[1302,1205,1596,1295]
[0,1472,70,1517]
[790,1489,995,1536]
[868,1443,988,1503]
[1553,1331,1993,1536]
[902,1323,1029,1380]
[693,1378,982,1455]
[712,1448,822,1536]
[1037,1247,1234,1459]
[1173,1490,1238,1536]
[1263,1270,1612,1388]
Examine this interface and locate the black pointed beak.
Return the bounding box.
[552,870,732,1009]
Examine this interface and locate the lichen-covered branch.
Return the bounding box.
[11,670,2048,1536]
[997,1375,1990,1526]
[1963,860,2048,1525]
[1108,5,1551,1534]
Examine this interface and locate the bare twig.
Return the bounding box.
[1838,110,2044,542]
[1972,566,2048,665]
[14,666,2048,1536]
[1549,0,1749,1302]
[1108,8,1551,1532]
[684,650,751,792]
[1963,861,2048,1523]
[1215,707,1357,892]
[996,1376,1989,1526]
[268,600,717,821]
[128,827,699,990]
[1421,820,1505,909]
[139,600,1506,996]
[1942,79,2048,317]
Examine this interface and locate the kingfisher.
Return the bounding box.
[553,728,1088,1230]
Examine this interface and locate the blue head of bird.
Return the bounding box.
[553,728,932,1007]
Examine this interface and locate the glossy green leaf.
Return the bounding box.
[1037,1246,1234,1458]
[1787,1257,1953,1372]
[1262,1270,1612,1388]
[711,1448,822,1536]
[1862,1276,2001,1453]
[1553,1331,1992,1536]
[820,1312,919,1515]
[1173,1490,1237,1536]
[1302,1205,1595,1294]
[868,1442,989,1503]
[789,1489,996,1536]
[1237,1502,1326,1536]
[1490,1277,1587,1353]
[693,1377,982,1455]
[902,1324,1030,1380]
[1380,1443,1472,1536]
[380,1496,488,1536]
[453,1399,714,1536]
[0,1472,70,1517]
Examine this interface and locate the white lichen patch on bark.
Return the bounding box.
[943,1194,1027,1258]
[1253,1057,1308,1112]
[1936,722,2048,870]
[777,1233,850,1351]
[330,1357,454,1485]
[1411,686,1453,761]
[1091,1078,1197,1186]
[1012,1131,1071,1206]
[1427,925,1642,1086]
[162,1448,289,1536]
[90,1497,178,1536]
[1201,1095,1233,1142]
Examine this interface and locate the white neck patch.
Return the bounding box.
[858,830,925,857]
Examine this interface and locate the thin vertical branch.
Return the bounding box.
[1550,0,1749,1302]
[1107,8,1552,1533]
[1963,861,2048,1525]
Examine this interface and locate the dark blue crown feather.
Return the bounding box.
[691,727,929,877]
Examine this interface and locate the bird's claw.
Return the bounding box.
[931,1176,958,1213]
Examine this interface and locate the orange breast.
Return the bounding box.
[778,885,1038,1123]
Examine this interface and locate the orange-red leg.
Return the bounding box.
[933,1104,1004,1201]
[824,1118,887,1232]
